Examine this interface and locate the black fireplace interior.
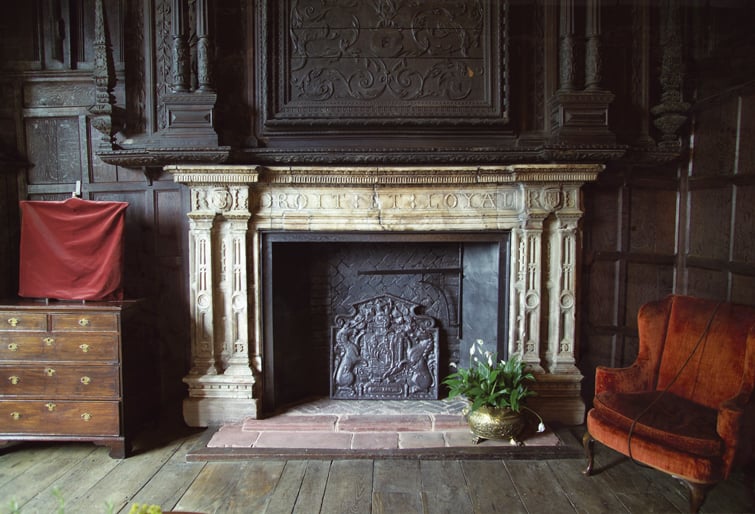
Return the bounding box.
[262,232,510,413]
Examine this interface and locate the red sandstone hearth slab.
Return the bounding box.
[241,415,338,432]
[351,432,399,450]
[432,414,469,430]
[398,431,446,449]
[337,414,433,432]
[254,431,354,449]
[206,423,259,448]
[187,419,585,461]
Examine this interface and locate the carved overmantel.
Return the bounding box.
[169,164,603,426]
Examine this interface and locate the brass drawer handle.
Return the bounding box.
[80,376,91,385]
[45,403,56,412]
[10,412,21,420]
[7,343,18,352]
[79,344,90,353]
[7,317,19,327]
[45,368,56,377]
[8,375,20,385]
[43,337,55,346]
[78,318,90,327]
[81,412,92,422]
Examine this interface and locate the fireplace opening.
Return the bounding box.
[261,231,510,414]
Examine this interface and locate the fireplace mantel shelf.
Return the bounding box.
[170,164,603,426]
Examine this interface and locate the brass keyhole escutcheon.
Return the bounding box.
[79,344,90,353]
[7,318,19,327]
[8,376,20,385]
[10,412,21,420]
[43,337,55,346]
[7,343,18,352]
[45,403,56,412]
[80,376,91,385]
[81,412,92,422]
[45,368,56,377]
[78,318,90,327]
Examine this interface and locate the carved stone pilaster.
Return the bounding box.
[186,212,218,376]
[172,166,261,426]
[546,209,581,374]
[514,220,546,373]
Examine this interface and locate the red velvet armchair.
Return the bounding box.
[583,295,755,513]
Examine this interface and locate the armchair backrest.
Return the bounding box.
[642,295,755,409]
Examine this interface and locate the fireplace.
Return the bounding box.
[262,232,510,411]
[168,164,602,426]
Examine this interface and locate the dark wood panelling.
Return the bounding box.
[733,184,755,263]
[25,118,83,185]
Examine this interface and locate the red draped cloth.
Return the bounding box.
[18,198,128,301]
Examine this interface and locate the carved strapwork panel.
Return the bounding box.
[261,0,509,131]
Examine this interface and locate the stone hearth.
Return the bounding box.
[169,164,603,427]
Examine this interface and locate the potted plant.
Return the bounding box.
[443,339,545,444]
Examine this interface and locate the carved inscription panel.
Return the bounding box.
[267,0,508,126]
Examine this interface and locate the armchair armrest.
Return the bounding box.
[595,362,653,395]
[717,392,754,470]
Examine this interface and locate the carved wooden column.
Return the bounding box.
[549,0,616,146]
[651,0,689,151]
[147,0,223,151]
[89,0,116,150]
[196,0,213,92]
[558,0,576,91]
[171,0,190,92]
[585,0,602,91]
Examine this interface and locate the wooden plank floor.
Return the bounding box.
[0,420,752,514]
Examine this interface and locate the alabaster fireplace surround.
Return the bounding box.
[169,164,603,427]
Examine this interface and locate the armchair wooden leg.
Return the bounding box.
[582,431,595,476]
[682,480,712,513]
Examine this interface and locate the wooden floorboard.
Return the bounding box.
[0,423,752,514]
[460,460,527,514]
[319,460,373,514]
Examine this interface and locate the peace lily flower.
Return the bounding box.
[445,339,536,414]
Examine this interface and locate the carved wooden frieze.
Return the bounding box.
[264,0,508,128]
[331,294,439,400]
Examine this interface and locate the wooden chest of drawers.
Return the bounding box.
[0,300,150,458]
